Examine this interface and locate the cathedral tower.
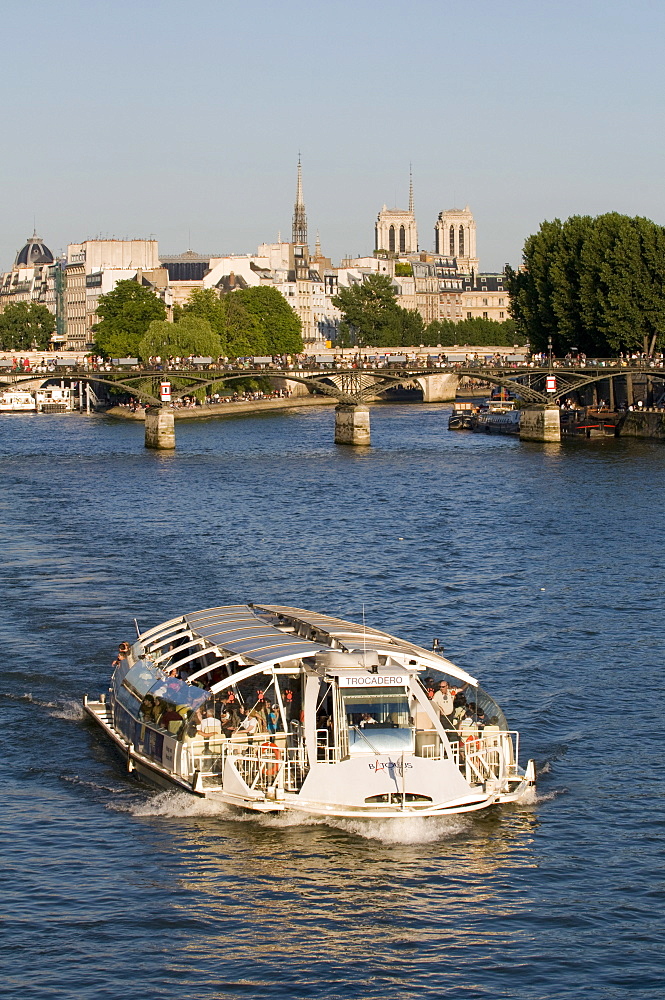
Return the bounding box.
[434,206,478,274]
[375,170,418,254]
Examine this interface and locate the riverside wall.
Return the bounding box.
[106,395,337,421]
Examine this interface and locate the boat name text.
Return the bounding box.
[338,675,406,687]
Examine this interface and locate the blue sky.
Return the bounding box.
[2,0,664,272]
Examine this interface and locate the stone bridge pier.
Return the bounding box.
[145,407,175,449]
[334,404,371,445]
[519,405,561,443]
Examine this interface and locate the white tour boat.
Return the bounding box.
[84,603,535,818]
[0,390,37,412]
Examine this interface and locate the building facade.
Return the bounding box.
[460,273,509,323]
[64,240,170,351]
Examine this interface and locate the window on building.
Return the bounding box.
[499,311,504,319]
[399,225,406,253]
[467,311,472,319]
[389,226,395,253]
[482,298,488,306]
[499,298,504,305]
[459,226,464,257]
[483,311,488,319]
[449,225,455,256]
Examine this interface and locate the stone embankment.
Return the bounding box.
[106,395,337,421]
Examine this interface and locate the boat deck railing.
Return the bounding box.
[184,728,520,793]
[187,734,309,792]
[460,730,518,784]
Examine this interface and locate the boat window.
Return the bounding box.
[142,676,209,738]
[342,687,414,754]
[342,688,411,728]
[115,661,163,717]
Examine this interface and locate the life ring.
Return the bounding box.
[260,741,282,777]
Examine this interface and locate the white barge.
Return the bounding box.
[84,603,535,818]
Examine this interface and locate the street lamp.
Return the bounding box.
[548,336,553,368]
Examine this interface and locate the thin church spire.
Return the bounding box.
[292,154,308,248]
[409,164,414,214]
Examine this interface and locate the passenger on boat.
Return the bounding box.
[140,693,160,725]
[220,708,235,738]
[431,681,455,718]
[112,641,131,668]
[359,713,378,727]
[237,707,259,736]
[160,705,185,735]
[265,702,279,735]
[199,708,222,736]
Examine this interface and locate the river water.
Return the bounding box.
[1,404,663,1000]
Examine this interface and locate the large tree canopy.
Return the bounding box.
[182,285,302,357]
[234,286,303,354]
[506,213,665,355]
[0,302,55,351]
[94,280,166,357]
[332,273,398,346]
[138,316,222,360]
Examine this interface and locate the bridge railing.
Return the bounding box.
[2,357,664,377]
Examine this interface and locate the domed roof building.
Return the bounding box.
[14,231,54,268]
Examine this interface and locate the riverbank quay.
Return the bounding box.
[106,394,337,421]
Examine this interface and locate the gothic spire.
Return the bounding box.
[292,155,308,248]
[409,164,414,215]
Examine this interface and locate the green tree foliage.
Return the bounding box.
[94,280,166,357]
[332,273,402,346]
[332,274,518,349]
[394,262,413,277]
[507,213,665,354]
[424,317,520,348]
[138,316,222,360]
[183,286,302,357]
[0,302,55,350]
[234,286,303,354]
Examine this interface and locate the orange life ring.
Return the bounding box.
[260,741,282,777]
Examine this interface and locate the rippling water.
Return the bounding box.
[1,406,663,999]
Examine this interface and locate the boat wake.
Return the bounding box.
[112,790,473,842]
[113,790,235,819]
[323,815,472,843]
[49,699,85,721]
[5,691,84,720]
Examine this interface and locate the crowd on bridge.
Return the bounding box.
[3,349,665,377]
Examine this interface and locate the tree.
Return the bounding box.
[94,280,166,357]
[138,316,222,360]
[183,285,303,358]
[233,286,303,354]
[507,213,665,355]
[332,273,400,346]
[387,305,425,346]
[0,302,55,351]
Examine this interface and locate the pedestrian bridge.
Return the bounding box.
[1,358,662,447]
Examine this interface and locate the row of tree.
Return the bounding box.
[93,282,303,359]
[506,213,665,355]
[331,273,521,348]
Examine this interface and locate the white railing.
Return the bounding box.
[185,735,310,792]
[460,730,518,784]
